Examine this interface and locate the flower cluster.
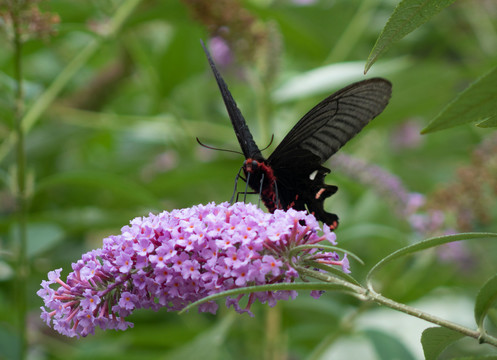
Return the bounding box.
[182,0,269,63]
[38,202,347,338]
[0,0,59,41]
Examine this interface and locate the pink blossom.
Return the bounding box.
[38,202,345,338]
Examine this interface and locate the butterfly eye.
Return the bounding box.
[243,159,257,172]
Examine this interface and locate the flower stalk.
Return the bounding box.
[297,265,497,348]
[10,1,28,357]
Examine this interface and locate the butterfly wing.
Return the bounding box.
[268,78,392,166]
[201,40,263,161]
[268,78,392,226]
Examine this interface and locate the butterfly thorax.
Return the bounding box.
[243,158,280,213]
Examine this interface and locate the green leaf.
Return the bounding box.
[477,115,497,128]
[422,65,497,133]
[363,329,416,360]
[421,327,464,360]
[365,0,456,73]
[488,309,497,330]
[27,223,65,258]
[180,282,349,314]
[366,233,497,288]
[292,243,364,265]
[165,314,235,360]
[0,325,20,360]
[0,261,14,281]
[307,262,362,286]
[475,274,497,331]
[10,222,64,259]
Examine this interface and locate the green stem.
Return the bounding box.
[298,265,497,348]
[366,289,488,342]
[10,1,27,358]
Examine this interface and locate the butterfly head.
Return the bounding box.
[243,159,260,173]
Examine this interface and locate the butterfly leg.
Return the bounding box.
[230,165,245,204]
[234,172,258,203]
[235,190,259,203]
[243,172,251,202]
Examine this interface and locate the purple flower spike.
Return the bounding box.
[38,202,345,337]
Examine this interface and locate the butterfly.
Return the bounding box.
[201,40,392,229]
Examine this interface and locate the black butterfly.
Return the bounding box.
[201,40,392,229]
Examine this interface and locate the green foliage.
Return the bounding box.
[365,0,456,73]
[2,0,497,359]
[164,314,235,360]
[366,233,497,288]
[421,327,465,360]
[422,65,497,133]
[475,275,497,332]
[364,329,417,360]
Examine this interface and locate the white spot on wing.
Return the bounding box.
[309,170,318,181]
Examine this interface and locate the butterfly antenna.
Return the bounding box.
[196,137,243,156]
[230,165,244,204]
[259,134,274,152]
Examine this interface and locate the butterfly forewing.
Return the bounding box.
[200,40,263,161]
[268,78,392,167]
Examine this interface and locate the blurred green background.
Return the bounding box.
[1,0,497,359]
